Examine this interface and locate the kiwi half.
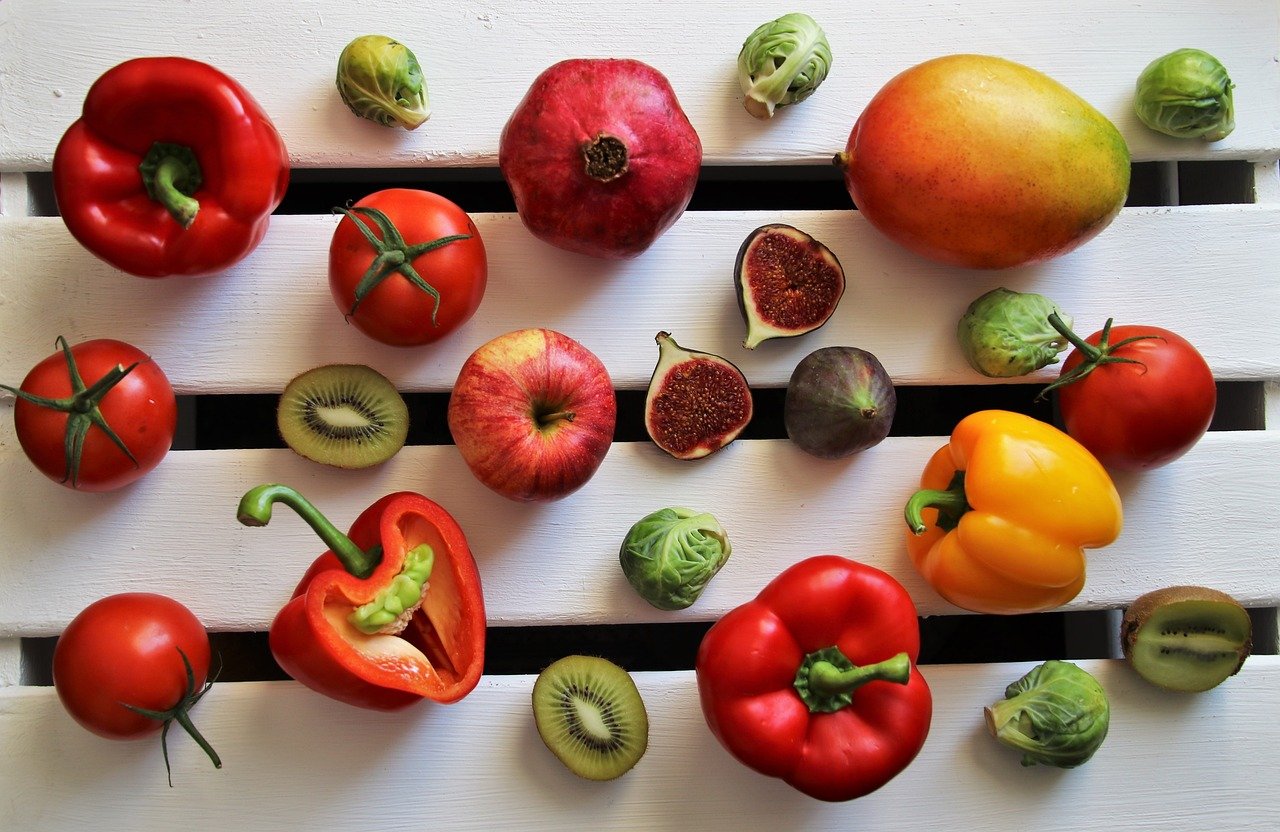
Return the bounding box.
[1121,586,1252,693]
[532,655,649,781]
[277,364,409,469]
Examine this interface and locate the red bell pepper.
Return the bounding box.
[696,555,932,802]
[237,484,486,710]
[53,57,289,278]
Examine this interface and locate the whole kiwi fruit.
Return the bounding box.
[1121,585,1252,693]
[276,364,409,469]
[531,655,649,780]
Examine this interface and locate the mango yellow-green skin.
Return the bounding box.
[840,54,1131,270]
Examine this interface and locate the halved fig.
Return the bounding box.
[735,224,846,349]
[644,332,753,460]
[1121,585,1252,693]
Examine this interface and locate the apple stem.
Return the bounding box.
[536,410,576,428]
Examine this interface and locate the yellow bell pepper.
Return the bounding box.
[903,410,1122,615]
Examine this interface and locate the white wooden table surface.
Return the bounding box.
[1,1,1278,830]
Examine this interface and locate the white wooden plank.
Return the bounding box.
[0,640,21,687]
[0,658,1274,831]
[1256,160,1280,203]
[1,0,1276,171]
[0,173,31,217]
[1,428,1276,636]
[2,205,1279,394]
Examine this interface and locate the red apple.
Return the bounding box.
[448,328,616,501]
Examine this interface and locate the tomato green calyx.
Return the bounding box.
[0,336,141,487]
[236,484,382,579]
[138,142,203,228]
[794,647,912,713]
[333,205,471,325]
[1037,313,1162,400]
[121,646,221,787]
[905,470,969,534]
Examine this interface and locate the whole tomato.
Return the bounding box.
[53,593,221,780]
[1046,316,1216,471]
[329,189,487,346]
[3,337,177,491]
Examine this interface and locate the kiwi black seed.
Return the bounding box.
[531,655,649,781]
[277,364,409,469]
[1121,585,1252,693]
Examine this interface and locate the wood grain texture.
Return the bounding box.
[1,0,1277,171]
[0,658,1274,831]
[3,205,1279,394]
[1,429,1276,636]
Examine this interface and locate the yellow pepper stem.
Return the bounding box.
[905,471,970,534]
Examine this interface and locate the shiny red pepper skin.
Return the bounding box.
[52,57,289,278]
[696,555,932,802]
[268,492,486,711]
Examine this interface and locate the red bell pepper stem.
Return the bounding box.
[794,647,912,713]
[138,142,203,228]
[905,470,969,534]
[236,484,380,579]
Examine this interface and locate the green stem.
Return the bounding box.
[793,647,912,713]
[333,205,470,324]
[904,470,969,534]
[1037,313,1162,400]
[121,647,220,787]
[236,484,380,579]
[139,142,203,228]
[0,336,139,487]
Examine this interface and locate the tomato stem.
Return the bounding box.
[333,205,470,326]
[121,647,221,787]
[0,336,140,487]
[1037,313,1162,400]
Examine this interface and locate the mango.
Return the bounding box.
[837,54,1130,270]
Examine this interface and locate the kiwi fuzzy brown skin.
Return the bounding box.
[1121,585,1252,693]
[276,364,409,469]
[531,655,649,781]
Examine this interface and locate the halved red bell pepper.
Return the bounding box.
[696,555,932,802]
[53,57,289,278]
[237,485,486,710]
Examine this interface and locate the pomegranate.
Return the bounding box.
[499,58,703,259]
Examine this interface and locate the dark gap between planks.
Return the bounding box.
[4,611,1137,684]
[17,159,1266,683]
[19,160,1255,217]
[180,381,1263,451]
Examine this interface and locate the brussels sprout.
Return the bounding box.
[619,507,731,611]
[984,660,1110,768]
[336,35,430,130]
[1134,48,1234,141]
[957,288,1072,377]
[737,13,832,119]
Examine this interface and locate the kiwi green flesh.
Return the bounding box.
[1125,599,1252,692]
[532,655,649,781]
[277,365,409,469]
